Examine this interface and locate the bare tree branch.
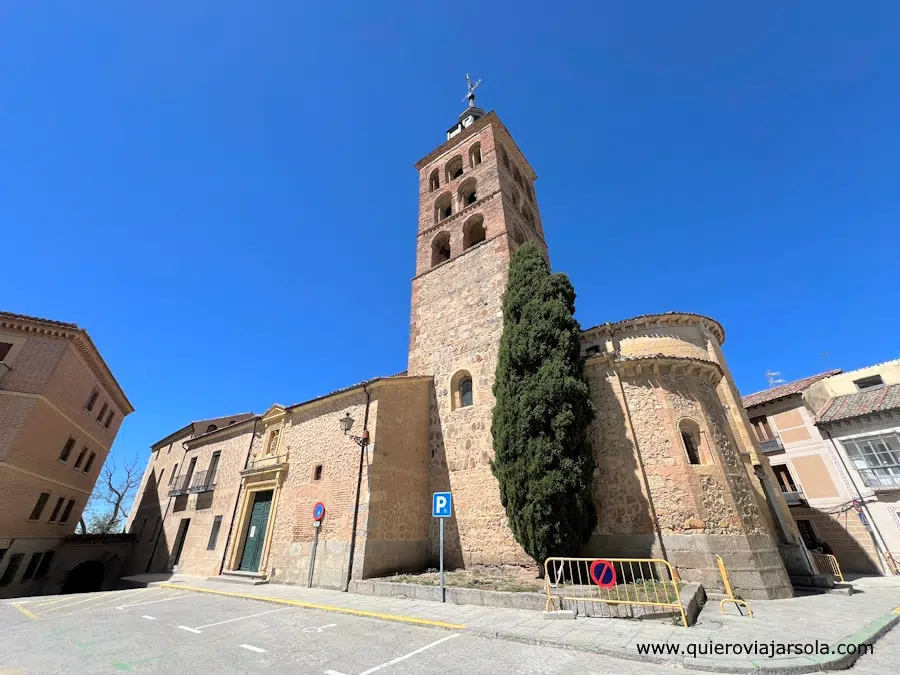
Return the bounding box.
[83,454,144,534]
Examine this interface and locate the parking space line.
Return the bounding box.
[38,591,116,614]
[357,633,459,675]
[158,583,466,630]
[117,593,193,609]
[240,644,267,653]
[142,615,156,620]
[11,604,39,620]
[178,626,202,633]
[31,592,110,610]
[193,607,290,631]
[81,589,149,612]
[324,671,349,675]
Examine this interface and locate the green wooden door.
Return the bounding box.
[239,491,273,572]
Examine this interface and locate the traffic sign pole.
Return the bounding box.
[432,492,452,603]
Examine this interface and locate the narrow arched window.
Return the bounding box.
[512,227,525,246]
[434,193,452,224]
[463,215,486,249]
[679,419,703,465]
[429,169,440,192]
[458,178,477,210]
[499,146,510,169]
[446,156,464,182]
[469,142,482,168]
[460,377,473,407]
[451,370,474,410]
[432,231,451,266]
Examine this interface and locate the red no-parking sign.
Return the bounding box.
[589,559,616,588]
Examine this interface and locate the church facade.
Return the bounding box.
[126,99,804,599]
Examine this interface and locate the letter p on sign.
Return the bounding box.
[432,492,452,518]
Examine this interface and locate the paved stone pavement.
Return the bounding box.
[113,573,900,672]
[848,620,900,674]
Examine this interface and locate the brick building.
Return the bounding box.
[0,312,133,597]
[126,92,808,598]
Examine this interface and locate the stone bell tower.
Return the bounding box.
[407,79,547,567]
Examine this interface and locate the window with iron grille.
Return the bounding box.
[796,519,818,549]
[842,433,900,488]
[207,516,223,550]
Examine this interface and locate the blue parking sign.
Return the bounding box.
[432,492,452,518]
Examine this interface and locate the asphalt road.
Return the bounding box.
[0,585,671,675]
[2,586,896,675]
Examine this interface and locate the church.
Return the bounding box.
[126,87,810,600]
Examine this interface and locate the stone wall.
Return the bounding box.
[579,316,793,599]
[363,378,431,578]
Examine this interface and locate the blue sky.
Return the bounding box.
[3,3,899,483]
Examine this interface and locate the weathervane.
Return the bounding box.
[463,73,482,107]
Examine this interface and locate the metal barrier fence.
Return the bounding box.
[810,552,845,582]
[715,555,752,618]
[544,557,688,627]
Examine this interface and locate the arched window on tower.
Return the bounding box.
[434,192,452,223]
[469,142,482,168]
[458,178,477,209]
[429,169,440,192]
[514,167,523,188]
[499,146,510,169]
[431,231,451,267]
[679,419,704,465]
[463,214,486,249]
[445,156,464,182]
[510,186,520,206]
[451,370,474,410]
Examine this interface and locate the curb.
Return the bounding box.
[474,606,900,673]
[156,583,466,631]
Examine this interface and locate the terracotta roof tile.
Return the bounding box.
[742,369,842,408]
[817,383,900,424]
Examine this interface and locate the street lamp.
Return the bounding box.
[340,412,369,447]
[340,407,369,592]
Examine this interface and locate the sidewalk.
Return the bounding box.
[123,573,900,673]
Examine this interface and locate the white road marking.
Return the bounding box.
[116,593,192,609]
[302,623,337,633]
[357,634,460,675]
[240,644,267,654]
[178,625,202,633]
[142,615,156,620]
[324,671,348,675]
[193,607,289,630]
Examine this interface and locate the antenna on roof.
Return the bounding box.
[766,370,785,387]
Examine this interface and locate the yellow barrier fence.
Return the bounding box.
[810,552,845,582]
[715,555,752,618]
[544,557,688,627]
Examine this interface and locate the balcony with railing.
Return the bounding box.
[858,467,900,490]
[759,437,784,453]
[168,474,191,497]
[781,487,806,506]
[188,469,217,493]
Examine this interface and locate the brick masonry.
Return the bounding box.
[0,313,132,597]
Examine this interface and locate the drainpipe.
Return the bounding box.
[343,384,371,592]
[145,439,191,574]
[821,427,890,575]
[219,418,259,576]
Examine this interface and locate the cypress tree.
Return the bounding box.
[491,242,596,572]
